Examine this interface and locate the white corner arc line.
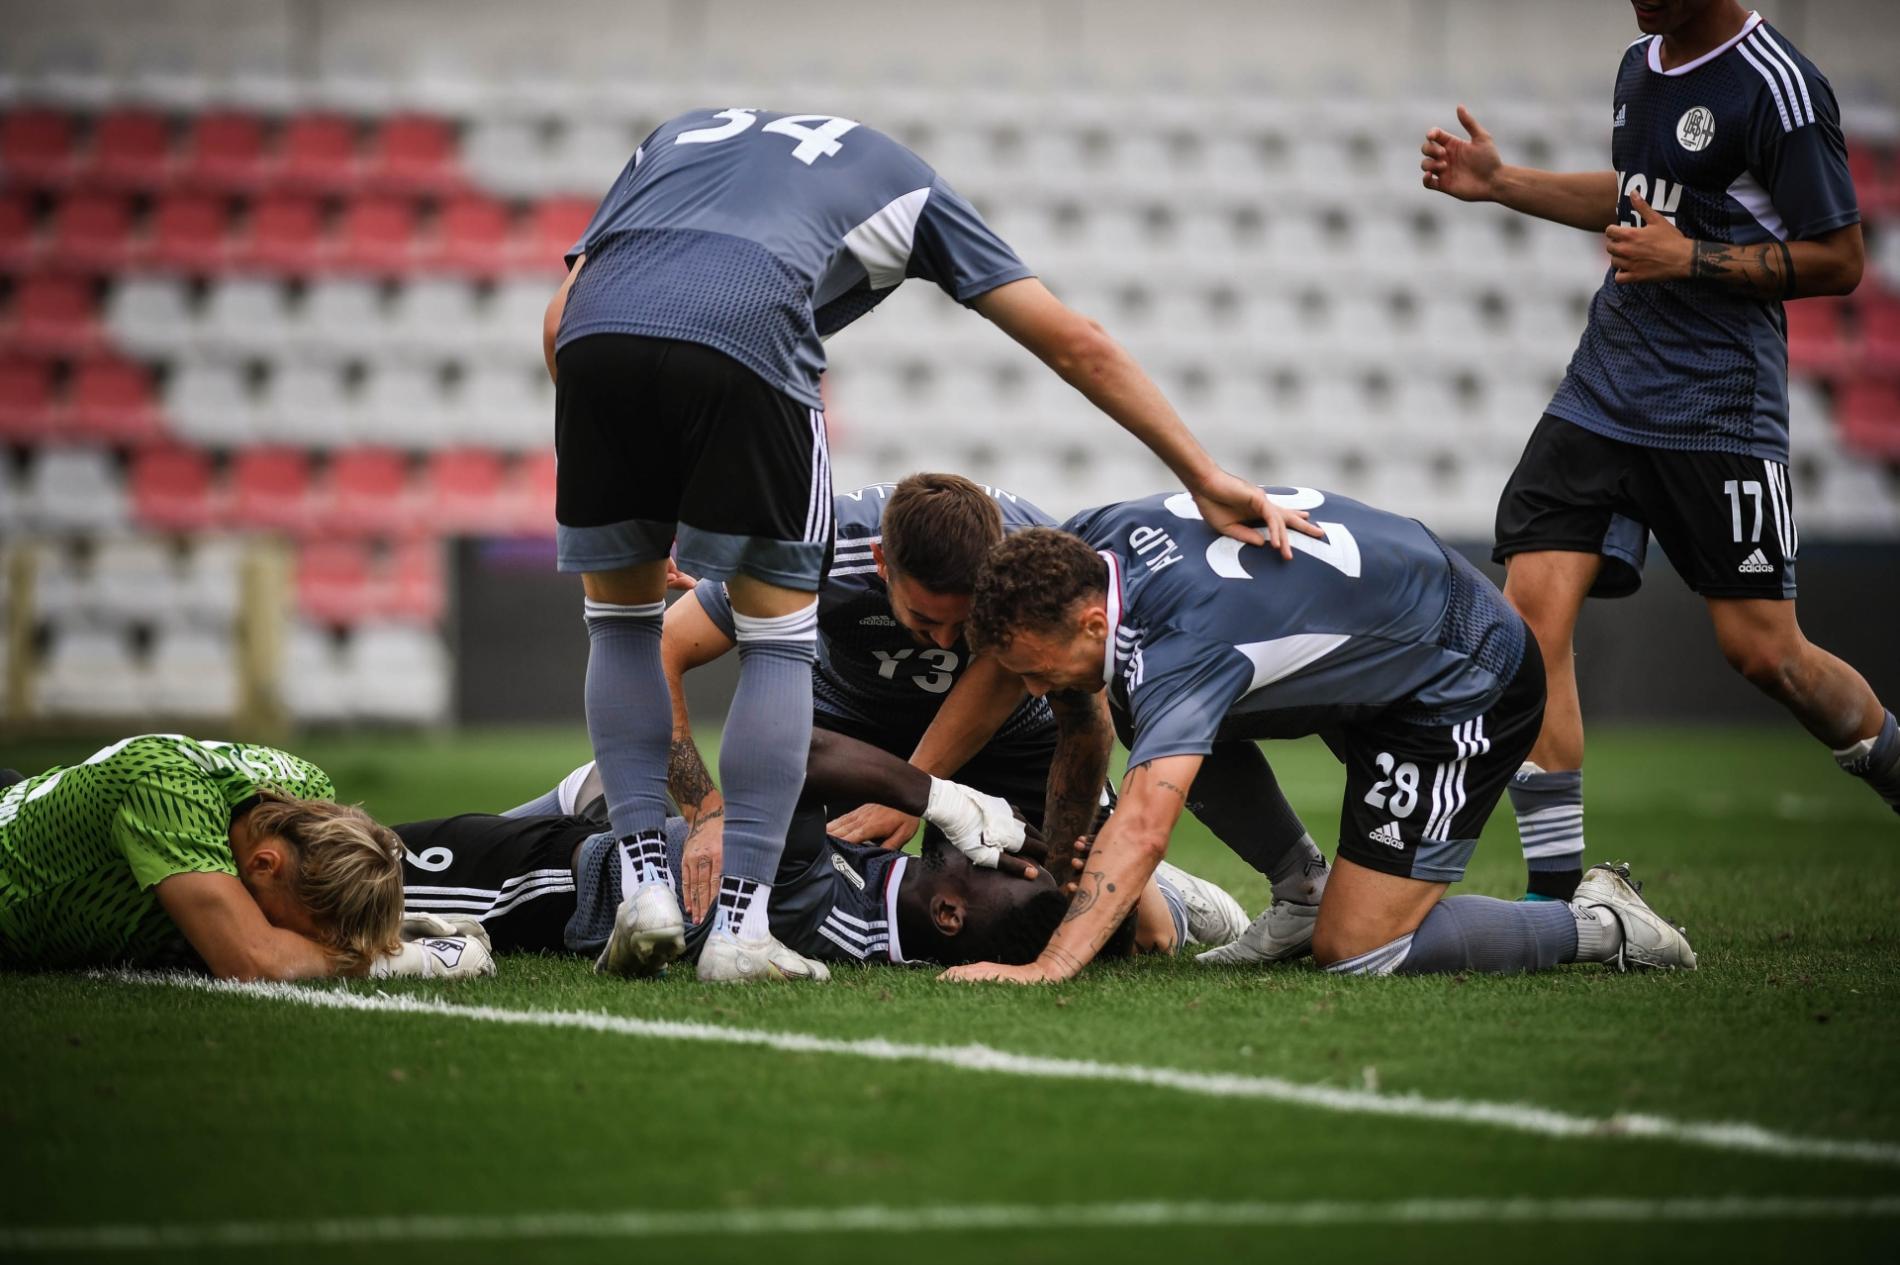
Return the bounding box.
[5,1195,1898,1253]
[98,971,1900,1169]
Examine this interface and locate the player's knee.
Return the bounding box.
[1719,631,1803,700]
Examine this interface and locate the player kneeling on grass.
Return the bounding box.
[395,730,1219,975]
[0,735,491,981]
[940,488,1699,985]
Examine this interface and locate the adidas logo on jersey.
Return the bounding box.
[1613,103,1627,129]
[1367,822,1405,849]
[1737,548,1775,574]
[858,614,896,627]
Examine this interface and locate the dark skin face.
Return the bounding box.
[1629,0,1746,54]
[894,839,1061,963]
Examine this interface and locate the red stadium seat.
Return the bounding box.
[315,447,419,535]
[5,275,100,355]
[0,192,37,269]
[130,446,219,531]
[364,114,462,195]
[1855,292,1900,376]
[1786,298,1849,379]
[1836,378,1900,459]
[229,447,314,531]
[1,109,77,188]
[498,449,558,534]
[64,356,163,443]
[297,539,380,624]
[0,358,58,441]
[84,109,174,191]
[387,538,446,621]
[424,194,512,274]
[177,111,268,192]
[236,194,326,273]
[275,113,360,192]
[423,447,505,531]
[42,192,136,270]
[514,197,593,274]
[1846,141,1899,217]
[141,193,232,272]
[329,195,419,275]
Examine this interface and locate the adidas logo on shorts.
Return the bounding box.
[1367,822,1405,848]
[1737,548,1775,574]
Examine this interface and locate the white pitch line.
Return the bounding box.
[6,1195,1899,1253]
[105,971,1900,1169]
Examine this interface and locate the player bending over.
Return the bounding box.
[543,108,1315,984]
[396,732,1221,975]
[939,487,1697,985]
[1423,0,1895,900]
[0,736,489,981]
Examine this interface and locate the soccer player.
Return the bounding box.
[396,733,1220,974]
[937,488,1698,985]
[0,735,488,980]
[1422,0,1896,901]
[542,108,1314,983]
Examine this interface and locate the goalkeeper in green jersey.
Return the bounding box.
[0,734,488,980]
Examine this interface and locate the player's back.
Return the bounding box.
[557,109,1030,411]
[1068,488,1526,750]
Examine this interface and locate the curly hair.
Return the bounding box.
[967,527,1108,654]
[880,472,1006,594]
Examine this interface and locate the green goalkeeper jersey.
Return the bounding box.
[0,734,334,968]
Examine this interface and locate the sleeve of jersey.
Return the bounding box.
[906,177,1036,304]
[113,779,240,891]
[1750,70,1860,240]
[693,581,739,641]
[1121,636,1256,769]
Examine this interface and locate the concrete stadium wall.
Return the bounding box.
[4,0,1895,102]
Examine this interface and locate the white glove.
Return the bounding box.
[400,911,492,953]
[923,777,1025,868]
[369,934,497,980]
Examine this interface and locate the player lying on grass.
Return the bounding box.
[0,736,490,981]
[394,730,1226,977]
[1423,0,1896,902]
[545,108,1318,987]
[938,487,1699,985]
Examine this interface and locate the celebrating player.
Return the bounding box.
[937,488,1698,985]
[542,108,1314,983]
[0,736,489,981]
[1422,0,1896,900]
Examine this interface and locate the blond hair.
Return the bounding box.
[246,791,405,971]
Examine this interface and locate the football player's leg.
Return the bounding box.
[1187,741,1329,965]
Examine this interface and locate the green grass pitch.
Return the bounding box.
[2,725,1897,1263]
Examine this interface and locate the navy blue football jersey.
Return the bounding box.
[557,109,1034,410]
[1064,489,1527,769]
[1548,15,1858,462]
[698,481,1058,746]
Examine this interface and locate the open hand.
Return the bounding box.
[1421,105,1503,201]
[938,960,1059,985]
[1605,191,1691,284]
[1192,469,1319,560]
[678,812,724,924]
[827,803,921,850]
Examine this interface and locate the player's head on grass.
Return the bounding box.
[874,472,1006,650]
[238,792,406,971]
[967,527,1112,696]
[897,826,1069,966]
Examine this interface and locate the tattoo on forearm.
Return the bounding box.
[667,737,718,814]
[1062,871,1114,923]
[1154,779,1188,800]
[1691,238,1796,298]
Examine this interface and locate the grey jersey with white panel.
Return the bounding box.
[558,108,1034,410]
[1065,489,1527,769]
[696,481,1059,747]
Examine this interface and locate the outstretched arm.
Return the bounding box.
[662,594,736,827]
[942,754,1201,984]
[157,871,346,981]
[1421,106,1618,233]
[972,279,1317,558]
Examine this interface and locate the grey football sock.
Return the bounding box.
[1189,740,1321,888]
[1510,765,1585,899]
[583,599,672,840]
[718,608,819,885]
[1393,895,1579,975]
[1836,710,1900,814]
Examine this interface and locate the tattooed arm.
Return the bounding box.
[941,754,1203,984]
[1605,193,1864,298]
[1040,689,1114,879]
[661,593,737,825]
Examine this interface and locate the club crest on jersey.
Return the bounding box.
[1676,107,1715,152]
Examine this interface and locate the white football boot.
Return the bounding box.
[1573,862,1697,972]
[1154,861,1249,947]
[1195,899,1319,965]
[595,883,687,978]
[697,930,831,983]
